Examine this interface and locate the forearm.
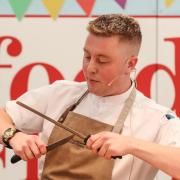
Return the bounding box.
[0,108,15,144]
[131,138,180,179]
[87,131,180,178]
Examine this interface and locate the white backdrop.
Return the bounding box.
[0,17,180,180]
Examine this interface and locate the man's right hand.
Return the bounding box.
[9,132,47,161]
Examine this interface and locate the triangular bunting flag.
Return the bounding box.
[42,0,65,20]
[8,0,32,20]
[76,0,95,16]
[165,0,175,7]
[115,0,127,9]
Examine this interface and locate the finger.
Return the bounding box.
[98,142,109,157]
[29,141,42,159]
[105,154,112,160]
[86,134,102,149]
[34,137,47,155]
[24,145,35,160]
[18,151,28,161]
[13,146,28,161]
[86,135,95,149]
[91,137,104,154]
[104,145,114,160]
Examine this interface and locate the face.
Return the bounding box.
[83,33,137,96]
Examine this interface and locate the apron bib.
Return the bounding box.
[41,86,136,180]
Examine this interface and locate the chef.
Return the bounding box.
[0,14,180,180]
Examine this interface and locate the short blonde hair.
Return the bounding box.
[87,14,142,54]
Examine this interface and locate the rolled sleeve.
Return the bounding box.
[5,84,52,134]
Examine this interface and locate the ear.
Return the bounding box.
[127,56,138,71]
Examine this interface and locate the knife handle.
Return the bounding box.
[112,156,122,159]
[11,154,21,164]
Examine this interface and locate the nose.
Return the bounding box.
[87,58,97,74]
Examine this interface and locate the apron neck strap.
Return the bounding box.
[58,89,88,122]
[112,85,136,133]
[74,89,89,106]
[58,82,136,132]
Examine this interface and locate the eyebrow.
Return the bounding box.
[83,48,89,53]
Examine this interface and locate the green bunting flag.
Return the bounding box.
[8,0,32,20]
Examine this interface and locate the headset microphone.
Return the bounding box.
[107,75,120,87]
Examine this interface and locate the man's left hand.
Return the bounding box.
[86,131,133,160]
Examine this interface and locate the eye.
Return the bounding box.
[84,56,91,61]
[83,51,91,58]
[98,58,108,64]
[99,61,107,64]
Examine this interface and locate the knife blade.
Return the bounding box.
[11,134,74,164]
[47,134,74,151]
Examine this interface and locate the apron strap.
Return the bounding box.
[112,85,136,133]
[74,89,89,106]
[58,81,136,134]
[58,89,88,122]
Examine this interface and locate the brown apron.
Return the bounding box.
[41,86,136,180]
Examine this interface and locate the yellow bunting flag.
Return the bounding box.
[165,0,175,7]
[42,0,65,20]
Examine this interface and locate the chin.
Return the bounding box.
[87,86,105,96]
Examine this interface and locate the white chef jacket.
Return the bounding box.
[5,80,180,180]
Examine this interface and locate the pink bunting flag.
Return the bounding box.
[115,0,127,9]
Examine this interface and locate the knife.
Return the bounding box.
[11,134,74,164]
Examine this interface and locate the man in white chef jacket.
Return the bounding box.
[0,14,180,180]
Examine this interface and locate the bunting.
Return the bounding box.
[164,0,175,7]
[8,0,32,20]
[7,0,97,20]
[115,0,127,9]
[76,0,96,16]
[42,0,65,20]
[4,0,176,20]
